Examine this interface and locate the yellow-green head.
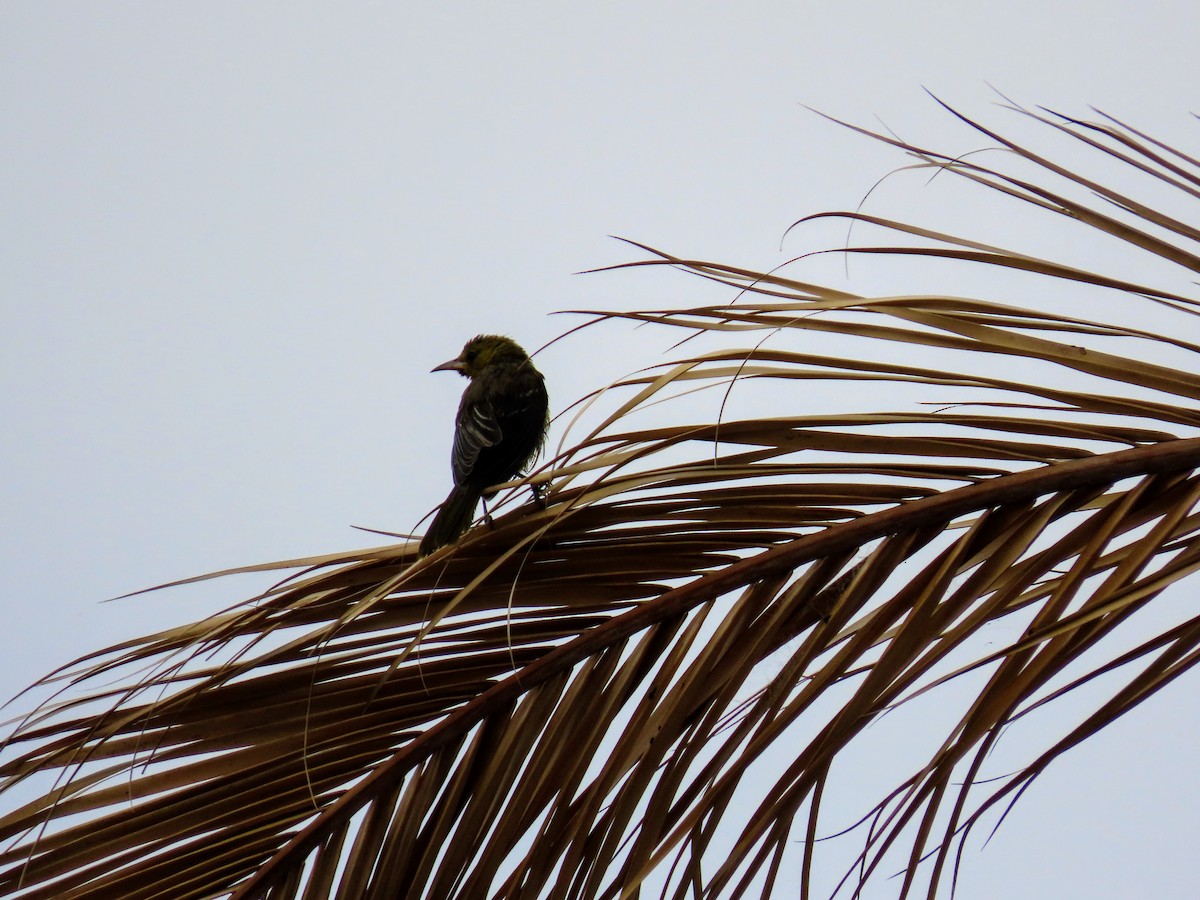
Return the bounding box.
[431,334,530,379]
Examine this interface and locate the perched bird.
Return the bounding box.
[419,334,549,556]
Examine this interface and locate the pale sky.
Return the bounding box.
[3,4,1199,897]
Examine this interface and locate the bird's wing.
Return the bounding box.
[451,395,503,484]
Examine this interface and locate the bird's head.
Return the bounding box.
[431,334,530,379]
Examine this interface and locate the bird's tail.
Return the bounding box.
[420,483,482,556]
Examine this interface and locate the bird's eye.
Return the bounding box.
[466,350,478,362]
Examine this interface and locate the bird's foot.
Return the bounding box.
[529,482,547,509]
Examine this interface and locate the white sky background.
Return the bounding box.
[3,3,1199,898]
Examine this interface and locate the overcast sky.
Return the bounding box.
[3,4,1199,898]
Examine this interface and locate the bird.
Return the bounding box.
[419,334,550,556]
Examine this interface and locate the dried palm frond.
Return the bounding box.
[3,101,1200,899]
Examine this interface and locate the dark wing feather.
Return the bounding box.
[451,390,503,485]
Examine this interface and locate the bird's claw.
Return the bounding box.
[530,482,547,508]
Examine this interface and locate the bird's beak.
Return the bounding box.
[431,357,466,374]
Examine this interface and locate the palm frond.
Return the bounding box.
[4,102,1200,899]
